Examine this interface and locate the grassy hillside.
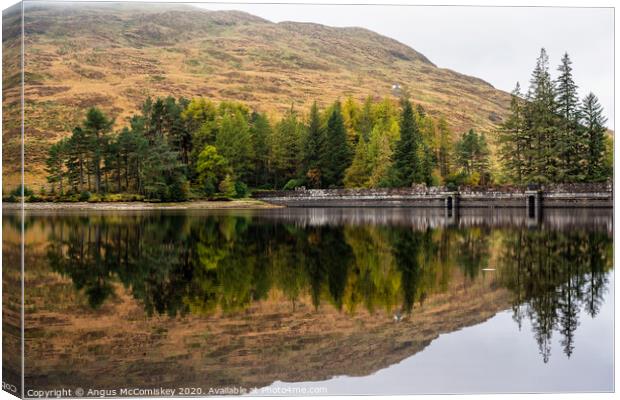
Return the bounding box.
[4,2,511,190]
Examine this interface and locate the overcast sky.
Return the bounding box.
[196,4,614,128]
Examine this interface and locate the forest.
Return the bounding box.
[41,49,611,201]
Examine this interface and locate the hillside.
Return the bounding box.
[3,2,511,190]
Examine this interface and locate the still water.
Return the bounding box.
[3,208,613,395]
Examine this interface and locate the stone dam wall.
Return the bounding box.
[252,183,613,208]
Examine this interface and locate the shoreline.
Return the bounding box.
[2,199,283,211]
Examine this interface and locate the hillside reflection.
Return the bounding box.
[10,208,613,364]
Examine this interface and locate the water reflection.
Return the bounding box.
[4,208,613,393]
[14,209,611,360]
[498,228,611,361]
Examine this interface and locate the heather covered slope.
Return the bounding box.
[3,2,511,190]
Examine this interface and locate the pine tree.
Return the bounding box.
[390,99,421,187]
[166,97,192,166]
[65,127,90,192]
[83,107,113,193]
[321,101,351,187]
[271,107,303,188]
[555,52,582,181]
[580,93,608,181]
[104,137,123,193]
[142,137,187,201]
[45,139,68,194]
[436,117,452,180]
[249,111,272,188]
[498,83,529,183]
[455,129,490,185]
[149,98,167,140]
[525,48,558,183]
[301,101,325,188]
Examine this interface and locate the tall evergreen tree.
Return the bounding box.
[271,107,303,188]
[455,129,491,185]
[301,101,325,188]
[580,93,608,181]
[436,117,452,180]
[390,99,421,187]
[83,107,113,193]
[142,136,187,201]
[420,143,435,186]
[525,48,558,183]
[321,101,351,187]
[555,52,583,181]
[498,83,528,183]
[45,138,68,194]
[249,111,272,188]
[65,127,90,192]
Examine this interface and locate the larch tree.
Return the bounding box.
[344,137,371,188]
[215,109,254,182]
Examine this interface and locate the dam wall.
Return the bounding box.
[253,183,613,208]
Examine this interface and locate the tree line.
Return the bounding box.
[44,95,493,200]
[44,48,611,200]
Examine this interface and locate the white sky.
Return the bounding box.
[195,3,614,128]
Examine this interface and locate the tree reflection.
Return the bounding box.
[42,213,612,362]
[497,229,612,362]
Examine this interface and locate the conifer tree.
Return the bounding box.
[65,127,90,192]
[525,48,558,183]
[580,93,608,181]
[499,83,528,183]
[46,138,68,194]
[436,117,453,180]
[555,52,582,181]
[215,109,254,182]
[367,125,394,188]
[420,143,435,186]
[390,99,421,187]
[344,138,371,188]
[301,102,325,187]
[455,129,490,185]
[321,101,351,187]
[342,96,361,146]
[272,106,303,188]
[249,112,272,188]
[83,107,113,193]
[357,96,374,142]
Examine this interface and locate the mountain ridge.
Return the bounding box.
[3,3,511,189]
